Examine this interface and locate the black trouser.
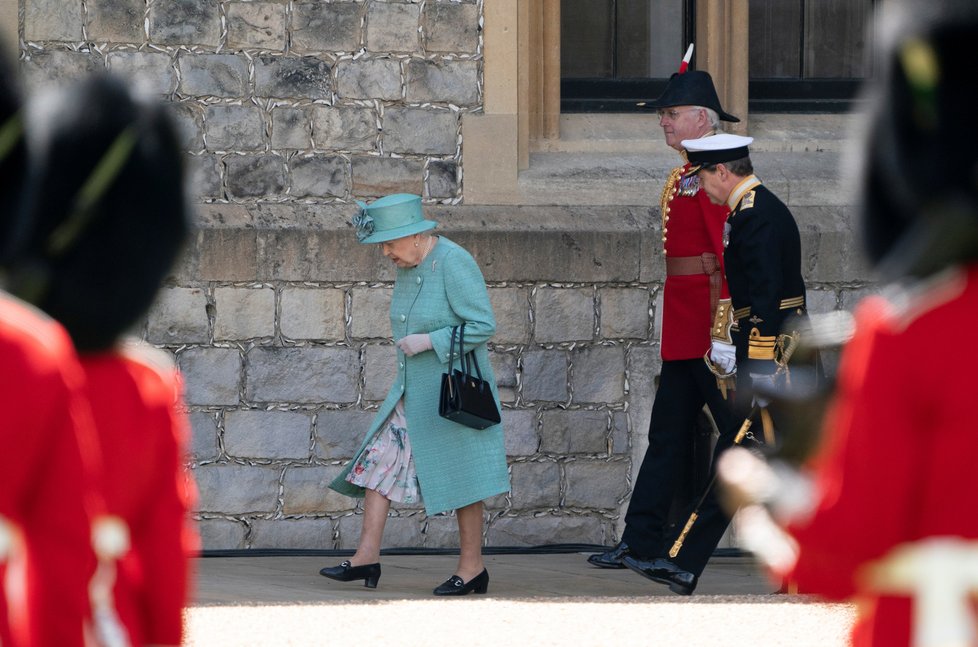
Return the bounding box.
[621,358,736,574]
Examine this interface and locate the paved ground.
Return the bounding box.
[186,552,857,646]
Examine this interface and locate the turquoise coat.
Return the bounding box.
[330,237,510,515]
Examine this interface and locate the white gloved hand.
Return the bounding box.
[709,340,737,374]
[396,333,433,357]
[750,373,777,408]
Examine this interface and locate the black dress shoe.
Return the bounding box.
[432,568,489,596]
[319,561,381,589]
[586,541,630,569]
[622,556,697,596]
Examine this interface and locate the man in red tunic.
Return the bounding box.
[5,75,198,645]
[719,1,978,643]
[0,57,101,647]
[586,56,741,596]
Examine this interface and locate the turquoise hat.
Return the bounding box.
[352,193,437,244]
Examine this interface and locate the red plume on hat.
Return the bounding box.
[678,43,694,74]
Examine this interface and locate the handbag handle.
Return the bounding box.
[450,323,486,386]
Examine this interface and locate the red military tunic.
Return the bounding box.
[783,264,978,647]
[0,293,100,647]
[81,342,199,646]
[660,161,731,360]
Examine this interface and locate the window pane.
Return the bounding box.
[804,0,873,78]
[749,0,802,79]
[561,0,615,78]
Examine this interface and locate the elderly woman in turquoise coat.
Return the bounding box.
[321,193,510,595]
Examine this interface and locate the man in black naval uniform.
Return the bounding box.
[622,133,808,594]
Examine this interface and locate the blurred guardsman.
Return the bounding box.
[718,1,978,645]
[5,75,198,646]
[587,46,738,596]
[0,53,102,647]
[623,133,808,593]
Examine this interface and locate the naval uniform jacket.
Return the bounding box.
[722,176,806,375]
[783,265,978,647]
[0,293,100,647]
[660,161,731,361]
[331,237,510,515]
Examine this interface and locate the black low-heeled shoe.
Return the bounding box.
[319,561,381,589]
[432,568,489,596]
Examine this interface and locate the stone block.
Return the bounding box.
[197,518,247,550]
[249,518,334,549]
[490,351,516,388]
[25,0,83,41]
[487,287,529,344]
[366,1,420,52]
[563,461,629,509]
[214,287,276,340]
[540,409,608,454]
[311,106,378,151]
[521,350,567,403]
[350,287,393,339]
[179,348,242,406]
[146,287,210,345]
[384,107,457,155]
[282,465,349,514]
[260,227,387,283]
[107,52,176,96]
[571,345,625,403]
[405,59,479,105]
[271,108,311,150]
[192,226,259,282]
[426,160,458,199]
[363,344,396,401]
[281,287,346,341]
[246,347,359,403]
[149,0,222,47]
[255,56,331,99]
[314,409,375,460]
[227,2,287,51]
[422,516,459,549]
[88,0,145,44]
[335,59,402,101]
[840,286,879,312]
[204,105,264,151]
[805,288,838,314]
[336,512,424,549]
[291,154,350,199]
[600,288,650,339]
[502,409,538,456]
[509,461,560,510]
[226,155,288,199]
[423,2,479,53]
[352,156,424,197]
[187,154,223,200]
[610,411,629,455]
[486,514,604,547]
[178,53,249,98]
[189,411,220,461]
[292,2,363,52]
[652,290,663,345]
[193,464,280,513]
[224,409,312,460]
[534,288,594,343]
[22,51,101,93]
[169,102,204,152]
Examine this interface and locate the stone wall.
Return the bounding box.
[15,0,874,551]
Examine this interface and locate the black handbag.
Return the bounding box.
[438,324,501,430]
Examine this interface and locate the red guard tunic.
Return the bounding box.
[0,293,100,647]
[661,162,731,360]
[81,342,199,646]
[783,264,978,647]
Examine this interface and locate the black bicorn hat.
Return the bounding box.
[640,70,740,122]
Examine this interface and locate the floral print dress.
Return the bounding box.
[345,399,420,504]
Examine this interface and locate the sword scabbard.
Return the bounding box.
[669,512,699,558]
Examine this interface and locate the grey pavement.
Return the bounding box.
[186,552,857,646]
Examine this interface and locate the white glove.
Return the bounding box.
[709,340,737,374]
[750,373,777,408]
[396,333,432,357]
